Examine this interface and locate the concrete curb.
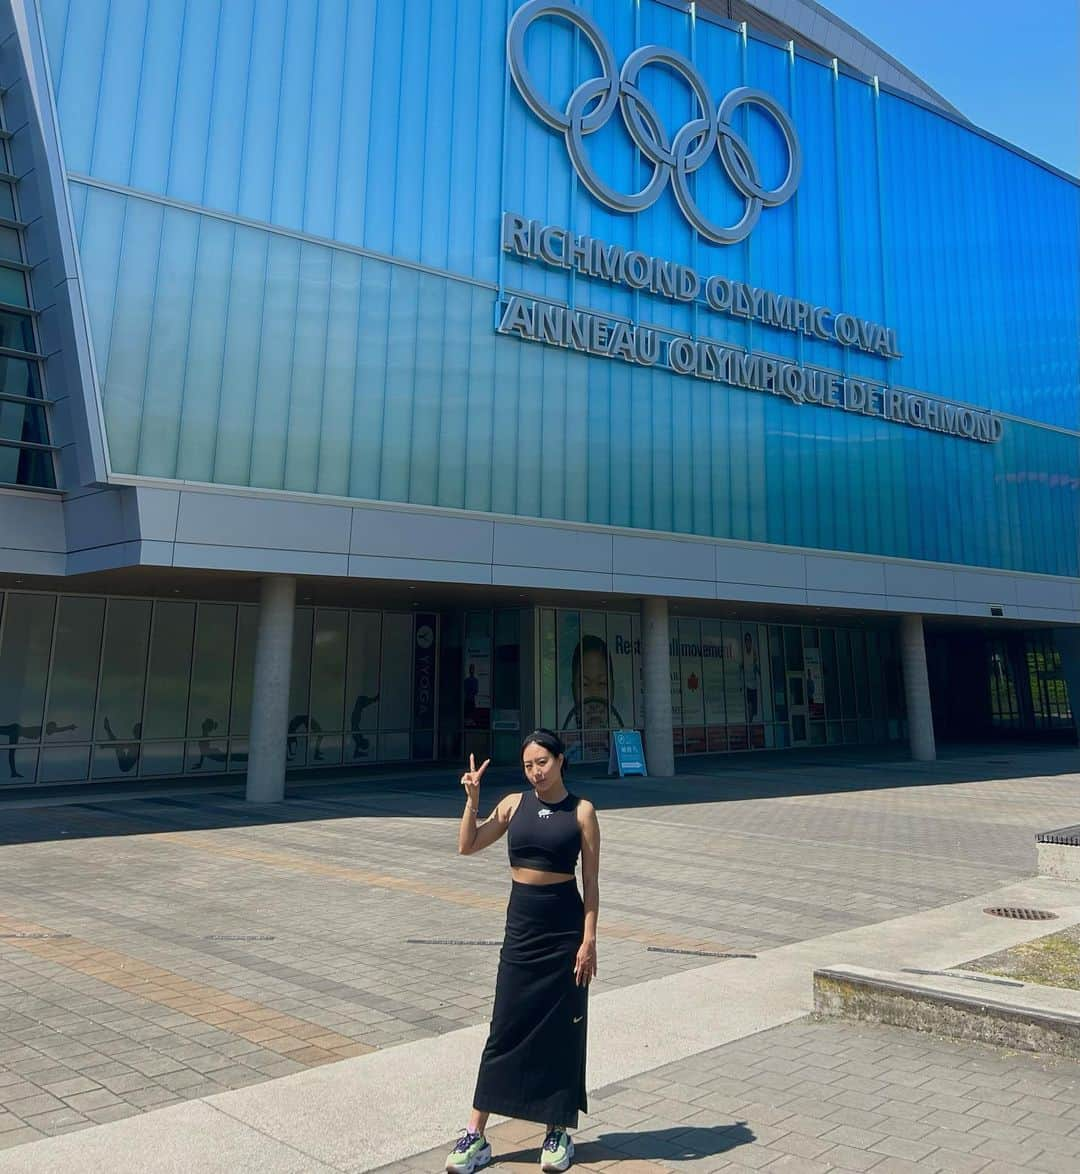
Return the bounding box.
[814,963,1080,1059]
[1036,825,1080,881]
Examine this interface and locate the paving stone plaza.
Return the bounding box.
[1,745,1079,1171]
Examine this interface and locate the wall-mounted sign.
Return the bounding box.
[497,289,1001,443]
[502,5,1004,444]
[508,0,801,245]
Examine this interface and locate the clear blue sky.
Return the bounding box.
[821,0,1079,177]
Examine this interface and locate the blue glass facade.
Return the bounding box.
[40,0,1080,575]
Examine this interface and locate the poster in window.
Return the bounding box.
[702,620,727,727]
[805,646,825,718]
[463,634,491,731]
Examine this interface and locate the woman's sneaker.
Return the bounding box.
[540,1129,574,1173]
[446,1130,491,1174]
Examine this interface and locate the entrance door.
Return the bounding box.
[787,672,809,746]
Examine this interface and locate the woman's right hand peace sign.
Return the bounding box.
[460,752,491,808]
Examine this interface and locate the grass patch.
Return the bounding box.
[965,924,1080,991]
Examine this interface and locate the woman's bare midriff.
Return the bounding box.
[510,866,575,885]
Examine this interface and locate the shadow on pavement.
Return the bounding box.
[0,742,1075,849]
[491,1123,756,1167]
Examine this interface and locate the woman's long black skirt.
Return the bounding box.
[473,879,588,1127]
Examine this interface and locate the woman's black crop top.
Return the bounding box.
[507,789,582,874]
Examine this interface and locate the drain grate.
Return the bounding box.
[983,906,1057,921]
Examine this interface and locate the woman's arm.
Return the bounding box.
[575,800,600,986]
[457,753,519,855]
[458,792,517,855]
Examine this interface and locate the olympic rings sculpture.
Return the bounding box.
[507,0,802,245]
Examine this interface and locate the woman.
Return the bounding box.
[446,729,600,1174]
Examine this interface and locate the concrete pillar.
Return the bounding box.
[641,597,675,778]
[900,613,936,762]
[1053,627,1080,744]
[245,575,296,802]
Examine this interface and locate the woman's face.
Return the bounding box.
[522,742,563,789]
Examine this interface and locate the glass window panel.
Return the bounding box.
[707,725,728,752]
[0,226,21,263]
[44,596,105,744]
[677,618,704,729]
[346,610,381,762]
[821,629,840,717]
[742,625,763,726]
[867,632,886,720]
[701,620,726,726]
[187,734,228,772]
[437,611,462,762]
[95,599,151,773]
[311,733,342,767]
[0,442,55,488]
[768,626,787,721]
[722,622,747,747]
[882,629,903,719]
[608,613,634,732]
[0,356,41,398]
[809,721,826,746]
[4,747,38,781]
[38,745,91,783]
[668,616,682,732]
[379,731,410,760]
[0,400,47,444]
[790,713,807,743]
[843,720,860,744]
[783,626,803,672]
[0,595,57,779]
[379,613,413,731]
[493,609,521,712]
[835,630,856,718]
[310,609,348,733]
[539,609,557,730]
[140,741,185,777]
[850,631,871,718]
[0,310,35,352]
[0,182,16,220]
[630,613,645,729]
[0,265,27,307]
[187,604,236,751]
[143,601,195,740]
[229,605,257,736]
[757,625,774,722]
[827,720,843,745]
[287,608,314,765]
[556,610,581,735]
[463,611,492,733]
[228,739,249,772]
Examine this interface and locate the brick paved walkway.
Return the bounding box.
[399,1018,1080,1174]
[1,746,1078,1151]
